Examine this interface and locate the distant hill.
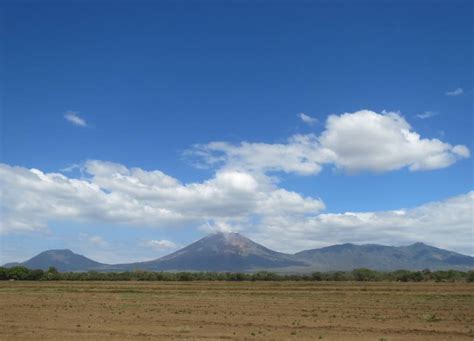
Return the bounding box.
[3,234,473,272]
[294,242,474,271]
[118,232,305,271]
[8,249,110,272]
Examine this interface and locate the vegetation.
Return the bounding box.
[0,266,472,282]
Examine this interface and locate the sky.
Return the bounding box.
[0,1,473,264]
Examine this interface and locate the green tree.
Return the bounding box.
[44,266,60,280]
[352,268,380,281]
[47,267,59,274]
[0,267,8,280]
[26,269,44,280]
[7,266,31,280]
[466,271,474,283]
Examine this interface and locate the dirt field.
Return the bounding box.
[0,281,472,340]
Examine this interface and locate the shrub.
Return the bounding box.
[0,267,8,280]
[352,268,380,281]
[311,272,323,281]
[7,266,31,280]
[467,271,474,283]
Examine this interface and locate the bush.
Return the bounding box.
[7,266,31,280]
[330,271,350,281]
[176,272,194,281]
[251,271,280,281]
[0,267,8,280]
[0,267,471,282]
[352,268,380,281]
[26,269,44,280]
[390,270,412,282]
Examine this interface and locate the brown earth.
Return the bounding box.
[0,281,473,340]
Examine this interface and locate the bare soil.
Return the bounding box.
[0,281,473,340]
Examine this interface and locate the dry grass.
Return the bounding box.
[0,281,473,340]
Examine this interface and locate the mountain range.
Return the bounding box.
[4,232,473,272]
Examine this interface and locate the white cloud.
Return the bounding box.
[190,110,470,174]
[64,111,87,127]
[416,111,438,119]
[452,145,470,158]
[298,112,318,125]
[445,88,463,96]
[319,110,469,172]
[60,163,83,172]
[0,109,471,256]
[0,160,471,255]
[249,191,474,256]
[189,135,335,176]
[199,220,237,234]
[144,239,178,250]
[0,161,324,234]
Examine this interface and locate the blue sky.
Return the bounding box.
[1,1,472,263]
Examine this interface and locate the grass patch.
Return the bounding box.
[422,313,441,322]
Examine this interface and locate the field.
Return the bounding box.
[0,281,473,340]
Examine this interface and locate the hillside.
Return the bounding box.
[295,242,474,271]
[4,234,473,272]
[119,232,305,271]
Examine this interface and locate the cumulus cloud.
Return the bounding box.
[189,110,470,174]
[445,88,464,96]
[249,191,474,256]
[1,109,471,255]
[320,110,469,172]
[0,161,324,234]
[0,160,471,254]
[298,112,318,125]
[64,111,87,127]
[189,135,335,176]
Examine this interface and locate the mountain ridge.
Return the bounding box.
[4,232,473,272]
[16,249,110,272]
[294,241,474,271]
[118,232,306,271]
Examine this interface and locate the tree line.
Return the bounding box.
[1,266,473,282]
